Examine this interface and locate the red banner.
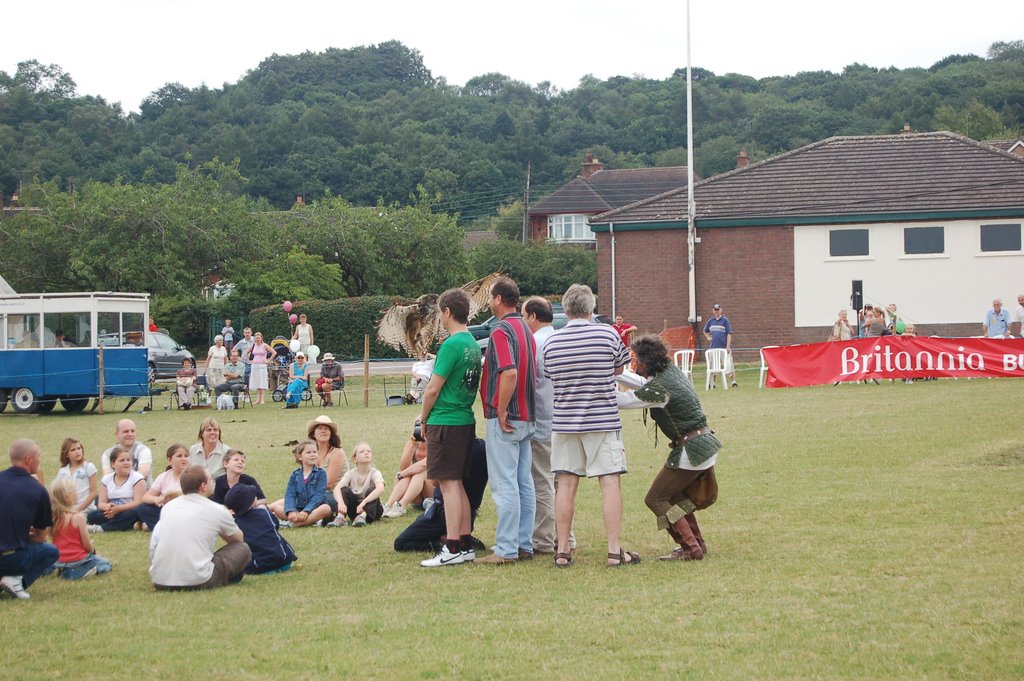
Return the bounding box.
[763,337,1024,388]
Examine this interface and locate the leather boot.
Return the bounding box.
[684,513,708,556]
[659,516,704,561]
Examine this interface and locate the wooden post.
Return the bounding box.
[97,346,105,415]
[363,334,370,408]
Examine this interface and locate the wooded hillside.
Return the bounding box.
[2,40,1022,220]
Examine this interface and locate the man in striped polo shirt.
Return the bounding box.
[543,284,640,568]
[478,277,537,565]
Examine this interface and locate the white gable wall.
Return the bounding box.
[793,218,1024,328]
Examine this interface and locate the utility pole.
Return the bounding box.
[522,160,531,244]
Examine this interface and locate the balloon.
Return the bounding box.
[283,301,293,313]
[289,339,301,353]
[288,313,298,325]
[306,345,320,363]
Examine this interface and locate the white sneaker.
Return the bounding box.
[326,517,347,527]
[383,503,406,518]
[461,548,476,562]
[278,520,293,528]
[87,525,103,533]
[420,546,467,567]
[0,575,30,600]
[352,513,367,527]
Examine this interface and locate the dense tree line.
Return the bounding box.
[2,40,1022,220]
[0,161,595,347]
[1,39,1021,346]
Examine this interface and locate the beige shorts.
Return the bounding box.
[551,430,627,478]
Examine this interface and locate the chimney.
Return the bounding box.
[581,153,604,179]
[900,123,914,134]
[736,150,750,169]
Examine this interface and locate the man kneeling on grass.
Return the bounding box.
[149,465,251,590]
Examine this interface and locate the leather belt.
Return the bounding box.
[673,427,709,447]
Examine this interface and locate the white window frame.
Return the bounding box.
[547,214,594,243]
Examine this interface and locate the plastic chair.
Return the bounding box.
[673,349,696,382]
[705,348,729,390]
[759,346,779,388]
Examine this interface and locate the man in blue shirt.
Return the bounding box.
[0,439,59,599]
[983,298,1011,338]
[703,304,737,387]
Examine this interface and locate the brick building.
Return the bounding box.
[527,154,689,244]
[590,132,1024,357]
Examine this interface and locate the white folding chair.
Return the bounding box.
[673,349,695,383]
[759,346,779,388]
[705,348,729,390]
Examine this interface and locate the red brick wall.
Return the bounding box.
[598,225,795,361]
[598,226,985,360]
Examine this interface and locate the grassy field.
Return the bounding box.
[2,370,1022,680]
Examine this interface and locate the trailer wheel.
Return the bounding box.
[0,389,7,413]
[11,387,39,414]
[60,397,90,414]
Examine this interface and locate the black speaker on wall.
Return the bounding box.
[851,280,863,311]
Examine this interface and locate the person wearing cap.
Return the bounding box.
[224,484,296,575]
[307,414,348,490]
[314,353,345,407]
[149,465,250,590]
[284,351,309,409]
[702,303,737,387]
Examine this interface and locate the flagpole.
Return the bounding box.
[686,0,697,329]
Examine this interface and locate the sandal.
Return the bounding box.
[607,550,641,567]
[554,552,573,569]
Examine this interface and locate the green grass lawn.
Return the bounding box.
[2,372,1023,680]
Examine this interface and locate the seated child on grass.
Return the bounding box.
[137,444,189,530]
[86,446,146,532]
[381,433,434,519]
[54,437,98,511]
[269,440,337,527]
[49,479,112,580]
[211,449,267,506]
[225,484,297,574]
[331,442,385,526]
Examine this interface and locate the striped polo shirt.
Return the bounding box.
[481,313,536,422]
[543,319,631,433]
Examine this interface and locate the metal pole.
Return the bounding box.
[363,334,370,408]
[686,0,697,327]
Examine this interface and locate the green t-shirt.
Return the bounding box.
[426,331,481,426]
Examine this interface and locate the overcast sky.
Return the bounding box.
[3,1,1021,112]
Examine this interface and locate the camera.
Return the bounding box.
[412,419,424,442]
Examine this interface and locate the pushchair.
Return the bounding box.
[270,336,311,404]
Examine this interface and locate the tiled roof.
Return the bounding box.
[462,230,499,249]
[529,166,688,216]
[592,132,1024,225]
[983,139,1023,153]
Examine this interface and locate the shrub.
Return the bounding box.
[247,296,408,360]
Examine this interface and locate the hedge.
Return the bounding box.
[247,296,408,361]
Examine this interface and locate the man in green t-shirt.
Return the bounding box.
[418,289,481,567]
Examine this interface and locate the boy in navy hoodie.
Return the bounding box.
[225,484,297,574]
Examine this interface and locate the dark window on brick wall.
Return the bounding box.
[980,224,1021,252]
[904,226,944,254]
[829,229,869,257]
